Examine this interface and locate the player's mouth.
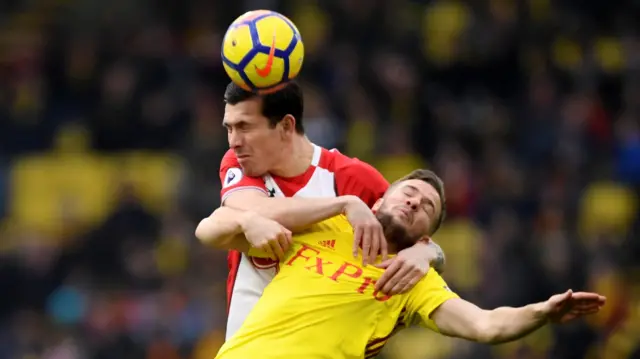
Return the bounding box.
[394,206,412,223]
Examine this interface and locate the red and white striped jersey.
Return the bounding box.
[218,144,389,339]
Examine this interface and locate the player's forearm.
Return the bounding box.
[225,195,356,231]
[479,303,548,344]
[195,207,250,251]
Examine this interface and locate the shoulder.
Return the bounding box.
[218,149,267,200]
[220,149,239,171]
[323,149,388,185]
[411,269,456,296]
[321,149,389,202]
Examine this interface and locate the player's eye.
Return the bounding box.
[422,203,435,216]
[422,204,431,215]
[236,122,253,131]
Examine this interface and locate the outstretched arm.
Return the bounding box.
[431,298,547,344]
[430,290,606,344]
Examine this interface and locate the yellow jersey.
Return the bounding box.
[216,215,459,359]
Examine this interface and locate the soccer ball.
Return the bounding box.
[222,10,304,94]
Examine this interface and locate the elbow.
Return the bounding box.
[474,324,498,345]
[195,218,224,248]
[472,315,502,345]
[194,219,208,242]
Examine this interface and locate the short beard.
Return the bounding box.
[375,210,422,252]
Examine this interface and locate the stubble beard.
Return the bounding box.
[375,209,421,253]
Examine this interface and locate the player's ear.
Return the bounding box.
[280,114,296,137]
[371,198,383,213]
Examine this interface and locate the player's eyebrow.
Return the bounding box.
[223,119,249,128]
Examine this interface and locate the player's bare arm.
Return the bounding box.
[196,206,292,259]
[430,290,606,344]
[197,195,384,260]
[225,190,378,234]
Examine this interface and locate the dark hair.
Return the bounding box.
[392,169,447,235]
[224,81,305,134]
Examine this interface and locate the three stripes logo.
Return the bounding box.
[318,239,336,250]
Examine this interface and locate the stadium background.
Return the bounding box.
[0,0,639,358]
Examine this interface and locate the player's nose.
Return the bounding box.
[405,197,419,210]
[228,131,243,148]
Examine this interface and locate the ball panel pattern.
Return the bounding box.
[287,40,304,80]
[255,16,294,51]
[221,24,253,65]
[244,53,286,89]
[222,63,251,91]
[222,10,304,92]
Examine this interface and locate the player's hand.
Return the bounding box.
[239,211,293,261]
[374,243,431,295]
[343,196,388,266]
[542,290,606,324]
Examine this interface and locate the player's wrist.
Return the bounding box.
[530,302,550,322]
[339,195,359,214]
[238,211,260,232]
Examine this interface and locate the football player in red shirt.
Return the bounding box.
[196,82,446,339]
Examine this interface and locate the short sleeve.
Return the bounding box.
[334,158,389,208]
[405,269,459,332]
[219,149,268,204]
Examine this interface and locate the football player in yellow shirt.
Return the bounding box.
[197,169,606,359]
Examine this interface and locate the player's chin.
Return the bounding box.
[390,212,411,227]
[238,160,262,176]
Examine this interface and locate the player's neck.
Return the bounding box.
[270,136,314,178]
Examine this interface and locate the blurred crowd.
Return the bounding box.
[0,0,639,358]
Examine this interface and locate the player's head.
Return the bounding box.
[372,169,446,251]
[223,82,305,176]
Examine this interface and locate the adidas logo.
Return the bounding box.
[318,239,336,250]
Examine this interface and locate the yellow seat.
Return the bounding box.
[375,153,427,183]
[10,153,115,235]
[579,182,637,240]
[382,326,454,359]
[10,144,183,236]
[432,219,482,292]
[114,151,182,214]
